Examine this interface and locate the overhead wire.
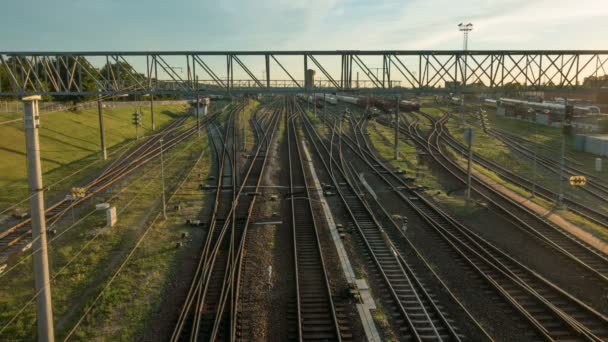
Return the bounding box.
[0,129,209,336]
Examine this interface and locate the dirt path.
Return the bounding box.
[465,161,608,254]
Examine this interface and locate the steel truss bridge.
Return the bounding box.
[1,50,608,96]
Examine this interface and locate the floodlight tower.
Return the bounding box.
[457,22,473,127]
[458,23,474,51]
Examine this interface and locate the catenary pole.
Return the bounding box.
[394,95,400,160]
[23,95,55,342]
[160,138,167,219]
[196,95,201,137]
[97,92,107,160]
[150,94,155,130]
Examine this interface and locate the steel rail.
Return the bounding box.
[171,102,280,341]
[487,129,608,203]
[389,111,608,282]
[0,111,223,261]
[429,111,608,228]
[323,104,608,340]
[170,104,240,340]
[207,104,280,341]
[298,100,460,341]
[287,99,342,341]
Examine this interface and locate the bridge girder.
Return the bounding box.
[1,51,608,96]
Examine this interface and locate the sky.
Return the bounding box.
[1,0,607,51]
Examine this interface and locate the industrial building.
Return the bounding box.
[574,134,608,157]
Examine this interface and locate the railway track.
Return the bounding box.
[285,100,343,341]
[386,111,608,284]
[316,105,608,340]
[486,124,608,204]
[298,101,463,341]
[171,101,280,341]
[0,110,223,262]
[170,103,239,340]
[430,112,608,228]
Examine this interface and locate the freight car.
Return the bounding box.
[313,93,338,105]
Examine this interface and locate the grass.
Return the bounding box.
[0,117,209,340]
[240,99,260,152]
[366,121,474,217]
[69,131,212,340]
[431,105,608,241]
[485,111,608,180]
[304,110,328,137]
[0,103,188,209]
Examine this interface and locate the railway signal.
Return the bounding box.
[132,110,143,140]
[131,111,143,126]
[69,187,86,199]
[569,176,587,186]
[66,187,86,224]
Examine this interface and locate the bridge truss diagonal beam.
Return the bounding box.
[1,50,608,96]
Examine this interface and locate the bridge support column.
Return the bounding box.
[23,95,55,342]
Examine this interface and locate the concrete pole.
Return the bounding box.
[532,122,537,198]
[558,132,566,207]
[196,95,201,137]
[394,95,400,160]
[313,91,317,118]
[150,94,155,131]
[97,93,107,160]
[558,99,567,207]
[160,138,167,220]
[466,137,473,203]
[23,96,55,342]
[323,94,326,118]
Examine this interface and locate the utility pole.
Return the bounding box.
[23,95,55,342]
[323,94,326,118]
[558,99,573,207]
[159,138,167,220]
[394,95,400,160]
[532,120,538,198]
[196,95,201,137]
[458,23,473,127]
[464,128,475,203]
[558,131,566,207]
[97,93,107,160]
[313,91,317,118]
[150,94,155,130]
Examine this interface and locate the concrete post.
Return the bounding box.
[150,94,155,131]
[23,95,55,342]
[394,95,400,160]
[466,140,473,202]
[97,93,107,160]
[160,138,167,220]
[558,133,565,207]
[558,99,568,207]
[196,95,201,137]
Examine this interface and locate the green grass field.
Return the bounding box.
[0,119,209,340]
[0,103,188,209]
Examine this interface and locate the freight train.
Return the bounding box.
[335,95,420,112]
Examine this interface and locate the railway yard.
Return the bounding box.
[1,93,608,342]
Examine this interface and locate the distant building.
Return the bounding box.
[444,81,462,90]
